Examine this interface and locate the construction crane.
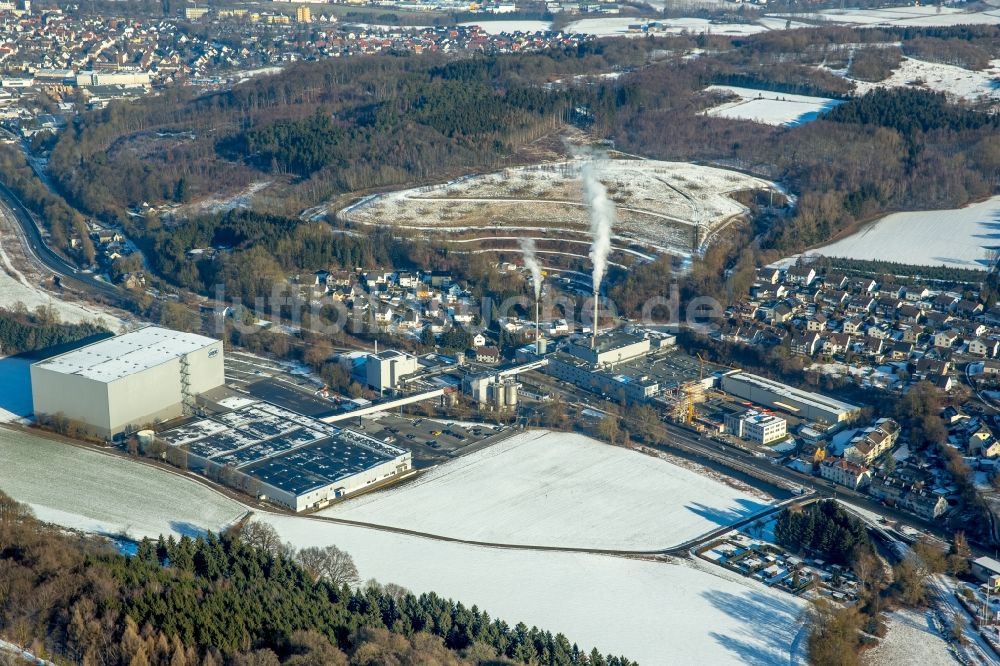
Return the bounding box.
[696,353,705,381]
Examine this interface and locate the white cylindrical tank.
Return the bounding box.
[505,381,518,408]
[493,382,506,409]
[137,429,155,446]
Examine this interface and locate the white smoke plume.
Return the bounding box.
[518,237,543,300]
[581,160,615,296]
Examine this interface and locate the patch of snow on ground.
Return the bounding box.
[796,5,1000,27]
[807,194,1000,270]
[267,513,807,666]
[458,20,551,34]
[565,16,770,37]
[865,608,957,665]
[704,85,844,126]
[322,430,773,550]
[849,57,1000,103]
[0,427,246,540]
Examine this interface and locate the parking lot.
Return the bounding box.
[349,414,512,467]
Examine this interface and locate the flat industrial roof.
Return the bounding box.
[33,326,220,383]
[724,372,861,417]
[159,401,408,498]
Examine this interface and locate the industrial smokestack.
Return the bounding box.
[592,293,598,350]
[535,297,541,356]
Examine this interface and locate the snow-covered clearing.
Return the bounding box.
[0,427,246,540]
[807,195,1000,270]
[266,514,808,666]
[565,16,770,37]
[845,57,1000,103]
[864,608,957,665]
[793,5,1000,27]
[458,20,551,34]
[339,158,773,258]
[322,430,774,550]
[704,85,843,126]
[0,425,806,665]
[179,179,272,217]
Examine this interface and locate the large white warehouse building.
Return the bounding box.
[30,326,224,437]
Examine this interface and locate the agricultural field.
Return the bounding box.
[266,513,809,666]
[338,158,774,260]
[704,85,843,127]
[807,194,1000,270]
[321,429,773,550]
[0,424,807,665]
[801,5,1000,27]
[0,427,246,539]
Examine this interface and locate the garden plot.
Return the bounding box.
[339,159,773,259]
[0,427,246,540]
[704,85,843,127]
[320,429,774,550]
[808,195,1000,270]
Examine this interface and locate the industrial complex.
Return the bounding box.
[30,326,224,437]
[157,400,411,511]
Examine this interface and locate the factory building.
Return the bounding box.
[720,371,861,424]
[365,349,419,393]
[158,401,411,511]
[30,326,224,437]
[725,410,787,444]
[564,330,651,368]
[545,351,659,403]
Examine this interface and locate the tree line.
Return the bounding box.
[0,493,635,666]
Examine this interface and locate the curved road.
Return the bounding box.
[0,180,126,305]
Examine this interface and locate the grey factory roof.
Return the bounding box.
[159,401,408,498]
[33,326,219,383]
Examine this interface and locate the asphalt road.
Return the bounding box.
[0,180,126,305]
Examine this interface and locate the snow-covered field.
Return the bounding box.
[0,424,808,664]
[267,513,807,666]
[807,195,1000,270]
[339,158,773,258]
[564,16,770,37]
[704,85,843,126]
[459,20,551,34]
[794,5,1000,27]
[865,609,957,665]
[0,427,246,540]
[322,430,773,550]
[843,57,1000,103]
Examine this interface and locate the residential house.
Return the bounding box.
[843,419,900,465]
[934,330,961,349]
[786,264,816,286]
[820,457,871,490]
[792,331,821,356]
[822,333,852,356]
[806,311,828,332]
[968,337,1000,357]
[475,346,500,364]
